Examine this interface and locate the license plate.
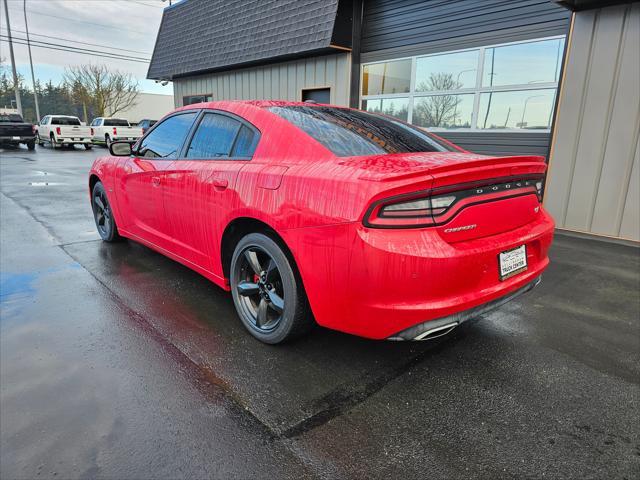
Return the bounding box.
[12,136,20,140]
[498,245,527,281]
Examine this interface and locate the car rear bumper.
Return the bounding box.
[286,209,554,339]
[112,135,140,141]
[387,276,541,340]
[0,135,35,143]
[58,137,92,144]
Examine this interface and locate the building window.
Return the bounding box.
[302,88,331,104]
[361,37,565,131]
[183,94,212,106]
[362,59,411,95]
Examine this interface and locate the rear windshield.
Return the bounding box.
[104,119,130,127]
[51,117,81,126]
[0,114,24,123]
[268,106,456,157]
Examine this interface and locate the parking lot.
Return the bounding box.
[1,144,639,479]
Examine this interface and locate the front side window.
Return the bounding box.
[137,112,197,159]
[361,36,565,131]
[269,106,456,157]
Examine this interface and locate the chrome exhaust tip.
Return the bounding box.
[412,322,458,341]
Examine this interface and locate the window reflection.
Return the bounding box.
[415,50,478,91]
[483,38,564,87]
[413,94,474,129]
[360,37,564,130]
[362,60,411,95]
[362,97,409,121]
[478,89,556,129]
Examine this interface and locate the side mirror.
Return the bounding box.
[109,141,133,157]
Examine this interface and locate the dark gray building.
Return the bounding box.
[148,0,639,243]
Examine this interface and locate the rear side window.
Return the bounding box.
[0,114,23,122]
[51,117,81,126]
[104,119,129,127]
[186,113,257,159]
[268,106,455,157]
[232,125,256,157]
[138,112,197,159]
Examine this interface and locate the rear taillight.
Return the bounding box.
[113,127,117,136]
[90,128,94,136]
[56,127,61,135]
[364,177,543,228]
[32,125,36,134]
[380,195,456,218]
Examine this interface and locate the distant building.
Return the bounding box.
[111,92,174,124]
[147,0,639,243]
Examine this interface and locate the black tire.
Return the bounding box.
[36,132,44,146]
[91,181,121,242]
[26,140,35,151]
[84,143,92,150]
[230,233,313,344]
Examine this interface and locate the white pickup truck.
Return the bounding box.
[37,115,93,149]
[90,117,143,147]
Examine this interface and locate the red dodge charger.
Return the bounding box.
[89,101,554,344]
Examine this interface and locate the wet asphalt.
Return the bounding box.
[1,144,639,480]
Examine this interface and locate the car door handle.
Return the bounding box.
[212,177,228,190]
[151,176,161,187]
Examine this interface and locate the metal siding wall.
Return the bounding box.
[439,132,551,157]
[361,0,570,54]
[172,53,351,107]
[546,3,640,242]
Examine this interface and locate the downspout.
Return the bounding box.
[349,0,364,108]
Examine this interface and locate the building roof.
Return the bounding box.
[147,0,351,81]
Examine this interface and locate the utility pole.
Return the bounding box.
[2,0,23,115]
[24,0,39,120]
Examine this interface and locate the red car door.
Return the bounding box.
[162,111,260,277]
[115,111,199,248]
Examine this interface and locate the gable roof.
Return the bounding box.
[147,0,351,81]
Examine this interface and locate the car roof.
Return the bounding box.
[177,100,346,110]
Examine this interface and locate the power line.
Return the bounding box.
[6,0,164,6]
[0,34,150,61]
[0,37,150,63]
[6,9,149,34]
[11,29,152,55]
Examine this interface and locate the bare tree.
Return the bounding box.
[413,73,463,128]
[63,64,139,120]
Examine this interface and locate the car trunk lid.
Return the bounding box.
[361,152,547,241]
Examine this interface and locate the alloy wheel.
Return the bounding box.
[235,246,285,331]
[93,189,111,238]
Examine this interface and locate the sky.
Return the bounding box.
[0,0,177,95]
